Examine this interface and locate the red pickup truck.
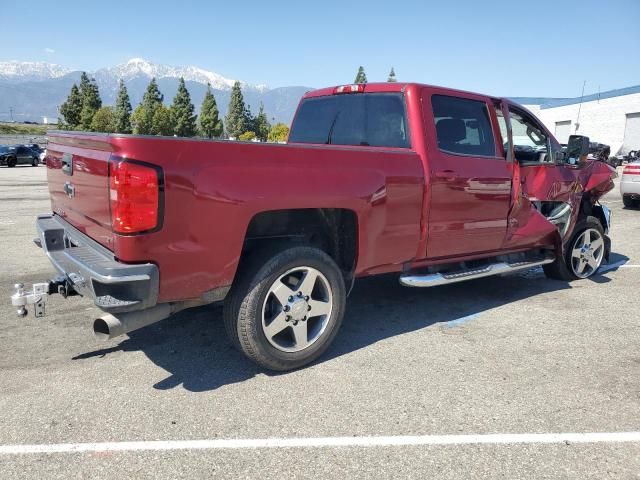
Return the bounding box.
[12,82,616,370]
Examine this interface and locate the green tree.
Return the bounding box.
[387,67,397,82]
[354,66,368,84]
[267,123,290,143]
[239,131,256,141]
[225,81,249,138]
[90,106,115,133]
[199,83,223,138]
[59,84,82,129]
[132,78,164,135]
[170,77,197,137]
[152,104,175,136]
[114,79,132,133]
[78,72,102,130]
[253,103,271,142]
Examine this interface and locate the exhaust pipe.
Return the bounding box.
[93,303,174,340]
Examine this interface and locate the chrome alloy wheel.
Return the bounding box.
[261,266,333,353]
[570,228,605,278]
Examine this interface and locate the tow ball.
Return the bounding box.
[11,277,76,318]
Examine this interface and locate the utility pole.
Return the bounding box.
[575,80,586,133]
[9,106,14,122]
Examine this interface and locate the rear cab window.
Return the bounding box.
[289,93,410,148]
[431,94,496,157]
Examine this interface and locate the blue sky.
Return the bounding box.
[3,0,639,97]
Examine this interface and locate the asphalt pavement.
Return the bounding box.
[0,165,638,479]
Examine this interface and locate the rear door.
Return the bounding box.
[16,146,32,164]
[422,90,512,258]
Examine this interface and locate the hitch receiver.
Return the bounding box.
[11,277,77,318]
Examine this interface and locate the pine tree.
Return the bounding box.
[152,104,175,136]
[253,103,271,142]
[244,104,255,135]
[225,81,249,138]
[199,83,223,139]
[59,84,82,129]
[170,77,197,137]
[354,66,368,84]
[114,79,132,133]
[78,72,102,130]
[387,67,397,82]
[132,78,164,135]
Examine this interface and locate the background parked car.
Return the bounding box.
[621,161,640,208]
[0,144,40,167]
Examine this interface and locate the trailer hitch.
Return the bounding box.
[11,276,77,318]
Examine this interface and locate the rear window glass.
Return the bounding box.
[289,93,410,148]
[432,95,496,157]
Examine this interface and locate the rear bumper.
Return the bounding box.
[621,177,640,197]
[36,214,159,313]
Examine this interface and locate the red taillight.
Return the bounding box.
[333,84,365,94]
[109,158,161,234]
[623,164,640,175]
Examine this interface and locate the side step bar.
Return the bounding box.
[399,256,555,288]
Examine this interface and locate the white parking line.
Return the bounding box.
[1,432,639,455]
[599,261,640,273]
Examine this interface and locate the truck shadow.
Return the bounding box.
[73,253,628,392]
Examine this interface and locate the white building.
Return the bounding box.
[513,85,640,155]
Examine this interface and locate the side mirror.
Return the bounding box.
[566,135,590,164]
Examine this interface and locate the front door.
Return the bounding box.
[424,92,512,258]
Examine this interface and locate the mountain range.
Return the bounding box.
[0,59,312,124]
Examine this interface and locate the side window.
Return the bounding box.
[432,95,496,157]
[508,109,551,163]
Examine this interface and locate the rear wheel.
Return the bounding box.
[7,157,17,168]
[543,216,605,281]
[223,246,346,371]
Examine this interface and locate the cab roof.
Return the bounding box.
[303,82,507,105]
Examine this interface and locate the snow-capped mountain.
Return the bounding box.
[95,58,268,92]
[0,61,71,82]
[0,58,309,124]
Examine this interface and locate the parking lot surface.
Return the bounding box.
[0,165,638,479]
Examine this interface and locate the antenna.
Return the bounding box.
[575,80,586,133]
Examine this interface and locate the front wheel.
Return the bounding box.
[32,157,39,166]
[224,246,346,371]
[543,216,606,281]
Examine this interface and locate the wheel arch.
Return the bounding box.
[239,208,359,283]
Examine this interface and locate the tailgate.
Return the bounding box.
[46,133,115,250]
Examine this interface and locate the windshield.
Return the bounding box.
[289,93,410,148]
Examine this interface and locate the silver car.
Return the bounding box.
[621,161,640,208]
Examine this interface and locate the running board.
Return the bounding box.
[399,256,555,288]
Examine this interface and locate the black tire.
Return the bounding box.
[223,246,346,371]
[7,157,17,168]
[623,196,636,209]
[32,157,39,166]
[543,216,605,281]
